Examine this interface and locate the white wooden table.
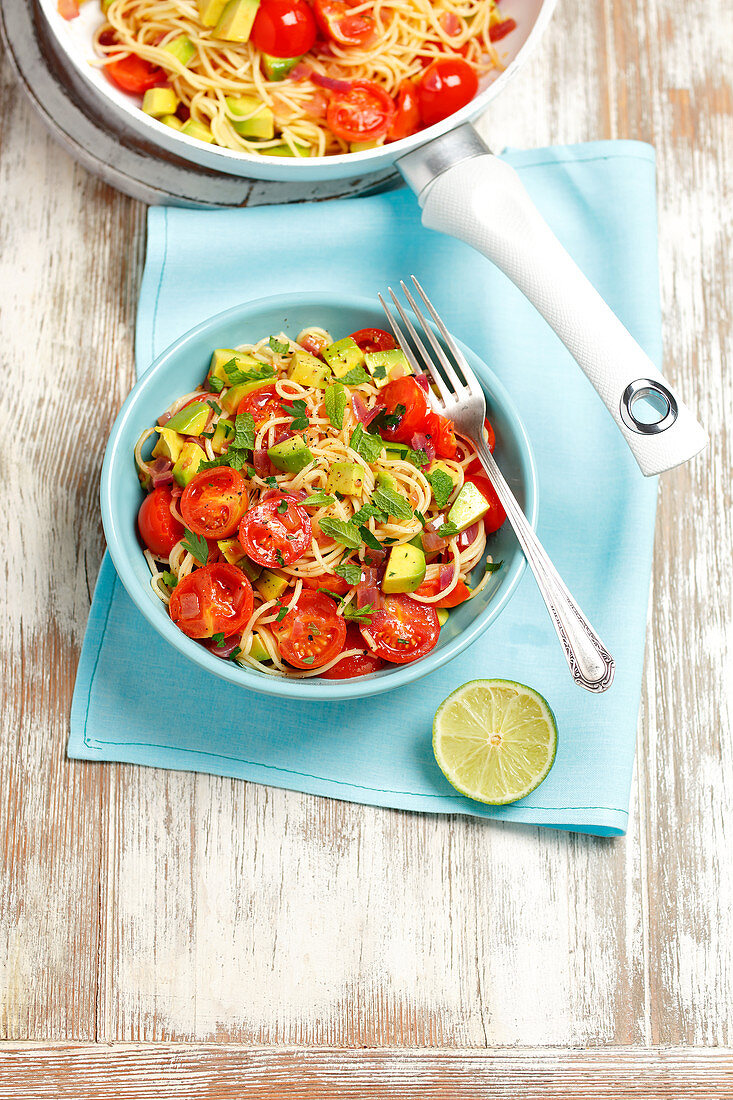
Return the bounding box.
[1,0,731,1094]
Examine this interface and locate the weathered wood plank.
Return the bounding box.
[0,1045,732,1099]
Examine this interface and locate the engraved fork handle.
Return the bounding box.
[475,437,615,692]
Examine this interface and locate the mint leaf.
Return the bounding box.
[269,336,290,355]
[485,559,504,574]
[372,484,412,521]
[233,411,255,451]
[406,448,429,468]
[427,468,454,509]
[275,605,289,623]
[228,646,242,661]
[373,363,387,380]
[211,632,226,648]
[349,424,384,464]
[324,382,347,430]
[334,560,362,586]
[223,359,276,386]
[280,398,309,432]
[415,509,427,527]
[341,365,370,386]
[302,492,336,508]
[208,376,224,393]
[437,521,460,538]
[206,401,221,414]
[342,602,374,624]
[350,502,384,527]
[182,527,208,565]
[359,526,382,552]
[160,571,178,589]
[319,517,361,549]
[382,402,405,429]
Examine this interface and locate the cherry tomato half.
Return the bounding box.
[379,376,431,444]
[180,467,249,540]
[417,58,478,128]
[302,573,351,596]
[237,384,284,428]
[349,328,397,354]
[414,576,471,608]
[313,0,376,47]
[426,411,457,459]
[388,79,421,141]
[483,417,496,453]
[168,563,254,639]
[327,81,396,143]
[238,493,312,568]
[105,53,165,94]
[250,0,317,58]
[321,624,383,678]
[137,486,184,558]
[465,473,506,534]
[272,590,347,669]
[363,594,440,664]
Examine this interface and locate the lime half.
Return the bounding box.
[433,679,558,805]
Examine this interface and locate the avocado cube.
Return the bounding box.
[287,350,331,390]
[262,54,301,81]
[325,461,364,496]
[217,537,246,565]
[208,347,262,386]
[268,436,313,474]
[382,443,410,462]
[349,140,380,152]
[255,570,289,602]
[162,34,196,67]
[220,378,271,415]
[181,120,214,143]
[211,419,235,454]
[198,0,228,25]
[437,608,450,627]
[215,0,261,41]
[260,142,309,157]
[142,87,179,119]
[152,426,184,463]
[447,481,490,532]
[226,95,274,139]
[377,470,401,496]
[248,634,270,661]
[323,337,365,379]
[160,114,184,130]
[172,442,206,487]
[166,400,210,435]
[382,544,426,594]
[365,348,412,388]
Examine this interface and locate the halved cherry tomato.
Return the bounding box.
[272,590,347,669]
[169,563,253,639]
[313,0,376,47]
[363,594,440,664]
[137,486,184,558]
[379,376,431,444]
[302,573,351,596]
[465,473,506,534]
[250,0,317,58]
[414,576,471,608]
[418,12,470,68]
[417,58,478,128]
[327,81,396,143]
[238,493,312,568]
[388,80,421,141]
[105,54,165,94]
[237,384,284,428]
[321,624,383,678]
[483,417,496,453]
[425,411,457,459]
[349,328,397,354]
[180,467,248,540]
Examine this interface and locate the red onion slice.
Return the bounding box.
[414,373,429,392]
[410,431,436,464]
[422,521,450,553]
[311,73,352,93]
[253,447,270,477]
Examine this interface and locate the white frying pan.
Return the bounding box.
[38,0,707,475]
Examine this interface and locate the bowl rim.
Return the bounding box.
[100,291,538,700]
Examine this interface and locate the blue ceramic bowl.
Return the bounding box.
[101,293,538,700]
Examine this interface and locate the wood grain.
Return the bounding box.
[0,0,731,1071]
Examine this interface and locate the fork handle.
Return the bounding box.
[416,151,708,477]
[475,438,615,692]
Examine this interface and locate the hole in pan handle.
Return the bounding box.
[620,379,678,435]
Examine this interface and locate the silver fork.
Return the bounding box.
[379,276,615,694]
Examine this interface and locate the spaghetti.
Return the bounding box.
[87,0,516,156]
[134,324,505,679]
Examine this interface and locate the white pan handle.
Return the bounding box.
[404,148,707,476]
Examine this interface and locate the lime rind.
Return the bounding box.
[432,679,558,805]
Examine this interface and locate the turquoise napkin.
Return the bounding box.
[69,141,660,836]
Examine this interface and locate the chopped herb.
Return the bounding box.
[280,398,309,432]
[308,621,321,636]
[208,376,224,393]
[246,465,256,478]
[406,448,429,468]
[277,500,288,514]
[182,527,208,565]
[301,655,315,665]
[275,606,289,623]
[485,559,504,574]
[415,509,427,528]
[343,602,374,625]
[373,363,387,380]
[302,492,336,508]
[228,646,242,662]
[269,335,290,355]
[211,632,226,648]
[206,400,221,414]
[264,476,278,488]
[427,468,454,509]
[233,411,256,450]
[227,449,248,471]
[359,526,383,552]
[275,549,285,567]
[324,381,348,430]
[334,560,362,586]
[437,520,460,538]
[318,588,345,602]
[222,359,276,386]
[372,484,413,521]
[350,502,384,527]
[341,364,371,386]
[200,430,215,439]
[349,423,384,464]
[319,517,361,549]
[159,571,178,589]
[382,402,405,430]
